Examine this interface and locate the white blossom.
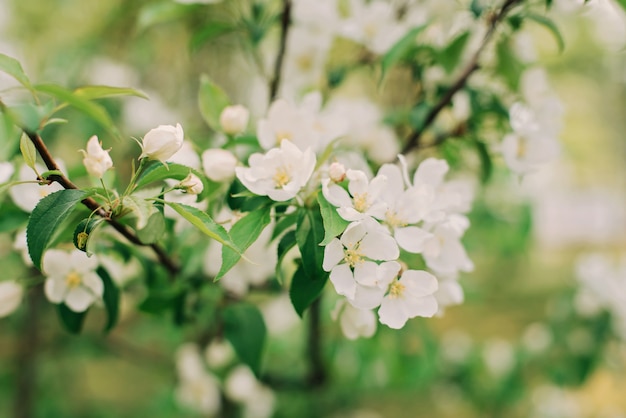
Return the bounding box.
[322,170,387,222]
[140,123,184,162]
[43,249,104,312]
[220,105,249,135]
[224,366,275,418]
[80,135,113,179]
[378,269,438,329]
[322,219,399,301]
[341,0,407,54]
[175,343,221,415]
[422,215,474,276]
[0,280,23,317]
[0,162,14,183]
[202,148,238,182]
[235,139,315,201]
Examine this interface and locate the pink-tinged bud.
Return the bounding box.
[140,123,184,162]
[81,136,113,178]
[328,162,346,182]
[202,149,238,182]
[219,105,249,135]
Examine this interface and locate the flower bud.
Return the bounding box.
[0,280,23,317]
[179,173,204,195]
[140,123,184,162]
[219,105,249,135]
[202,149,238,182]
[81,136,113,178]
[328,162,346,182]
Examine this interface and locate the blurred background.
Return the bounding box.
[1,0,626,417]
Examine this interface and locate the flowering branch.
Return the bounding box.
[268,0,292,102]
[402,0,524,154]
[25,131,181,276]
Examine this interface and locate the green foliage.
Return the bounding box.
[276,229,297,284]
[380,24,427,81]
[19,133,37,171]
[137,1,199,32]
[289,262,327,317]
[198,74,231,132]
[438,32,470,74]
[525,14,565,52]
[57,303,87,334]
[222,302,267,376]
[190,22,237,52]
[4,102,53,132]
[163,202,240,253]
[317,192,348,245]
[27,189,89,270]
[295,205,327,281]
[98,266,120,333]
[0,52,32,89]
[73,217,104,254]
[216,206,272,280]
[73,85,149,100]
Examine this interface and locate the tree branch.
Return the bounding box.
[268,0,292,103]
[26,131,180,276]
[306,296,326,387]
[401,0,523,154]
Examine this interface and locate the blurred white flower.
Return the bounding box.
[80,135,113,179]
[331,299,377,339]
[204,339,235,369]
[43,249,103,312]
[13,228,31,266]
[140,123,184,162]
[224,366,275,418]
[260,293,300,335]
[341,0,407,54]
[175,343,221,415]
[0,280,23,317]
[422,215,474,276]
[168,141,201,170]
[236,139,316,201]
[220,105,249,135]
[202,148,238,182]
[482,338,515,378]
[0,162,13,183]
[9,163,64,213]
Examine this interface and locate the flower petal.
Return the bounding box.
[65,287,96,312]
[378,297,408,329]
[323,239,344,272]
[395,226,433,253]
[44,276,67,303]
[330,264,356,299]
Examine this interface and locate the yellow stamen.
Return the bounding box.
[388,281,405,298]
[344,247,363,268]
[385,210,407,228]
[353,193,370,213]
[275,130,293,143]
[65,272,82,289]
[273,167,291,188]
[516,137,528,159]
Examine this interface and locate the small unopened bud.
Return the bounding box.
[140,123,184,162]
[219,105,249,135]
[178,173,204,195]
[202,149,238,182]
[81,136,113,178]
[328,162,346,182]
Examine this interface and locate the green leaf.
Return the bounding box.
[217,206,272,280]
[19,133,37,171]
[381,25,427,81]
[296,206,327,280]
[271,211,298,241]
[198,74,230,131]
[57,303,87,334]
[136,209,166,244]
[73,217,104,254]
[27,189,88,270]
[34,84,118,137]
[190,22,236,52]
[73,85,149,100]
[5,103,49,132]
[276,229,297,284]
[164,202,240,253]
[0,53,32,88]
[290,263,327,317]
[137,1,196,31]
[438,32,470,73]
[121,195,155,230]
[525,13,565,52]
[472,139,493,184]
[222,302,266,376]
[317,192,349,245]
[135,161,205,191]
[97,266,120,333]
[495,39,524,91]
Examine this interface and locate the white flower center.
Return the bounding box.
[353,193,370,213]
[296,53,314,71]
[65,271,82,289]
[388,281,405,299]
[516,137,528,159]
[273,167,292,188]
[275,130,293,143]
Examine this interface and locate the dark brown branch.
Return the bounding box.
[306,296,326,387]
[402,0,523,154]
[268,0,292,102]
[26,131,180,276]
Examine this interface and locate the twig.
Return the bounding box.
[25,131,180,276]
[268,0,292,102]
[402,0,523,154]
